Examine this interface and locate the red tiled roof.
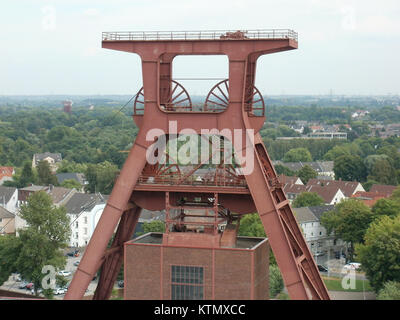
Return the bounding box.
[0,167,14,181]
[307,179,362,197]
[369,184,398,197]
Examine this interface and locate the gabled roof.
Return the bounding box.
[305,185,343,204]
[48,187,76,205]
[283,184,308,194]
[0,186,17,204]
[307,179,362,197]
[19,185,49,192]
[294,207,318,223]
[0,167,14,181]
[369,184,397,197]
[33,152,62,164]
[64,193,107,214]
[273,161,334,174]
[0,206,15,219]
[308,205,335,220]
[278,175,303,185]
[56,173,86,185]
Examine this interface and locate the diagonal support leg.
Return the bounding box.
[64,141,148,300]
[243,133,330,300]
[93,205,141,300]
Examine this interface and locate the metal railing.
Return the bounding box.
[102,29,298,42]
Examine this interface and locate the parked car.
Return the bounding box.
[53,287,65,295]
[343,262,361,270]
[19,281,28,289]
[317,265,328,273]
[118,280,124,288]
[58,270,72,277]
[313,251,325,257]
[26,282,34,290]
[67,249,79,257]
[73,260,80,267]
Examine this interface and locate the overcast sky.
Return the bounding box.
[0,0,399,96]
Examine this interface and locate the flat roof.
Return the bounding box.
[129,232,266,250]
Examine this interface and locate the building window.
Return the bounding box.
[75,232,78,239]
[84,216,88,224]
[84,228,87,235]
[171,265,204,300]
[75,221,78,228]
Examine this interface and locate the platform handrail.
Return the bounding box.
[102,29,298,42]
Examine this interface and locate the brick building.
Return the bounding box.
[124,232,269,300]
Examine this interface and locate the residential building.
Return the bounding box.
[56,173,88,189]
[369,184,398,197]
[306,179,365,198]
[305,185,346,205]
[283,183,345,205]
[308,132,347,140]
[0,167,14,185]
[295,205,346,256]
[32,152,62,173]
[64,193,108,248]
[351,191,387,207]
[0,186,18,214]
[278,174,303,186]
[133,209,165,238]
[273,161,335,179]
[0,206,15,235]
[48,186,77,207]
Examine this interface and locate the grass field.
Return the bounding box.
[322,276,373,292]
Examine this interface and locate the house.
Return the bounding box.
[273,161,335,179]
[351,191,387,207]
[48,186,77,207]
[369,184,398,198]
[278,175,303,186]
[133,209,165,238]
[305,185,346,205]
[283,182,345,205]
[0,186,18,214]
[0,167,15,185]
[0,206,15,235]
[306,179,365,198]
[283,184,308,202]
[17,185,49,207]
[295,205,346,256]
[56,173,87,189]
[32,152,62,173]
[64,193,108,248]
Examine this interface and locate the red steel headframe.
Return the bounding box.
[64,29,330,300]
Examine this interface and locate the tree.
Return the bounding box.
[292,192,324,208]
[0,235,22,286]
[19,161,37,188]
[142,220,165,234]
[283,148,312,162]
[274,164,296,177]
[333,154,367,182]
[1,191,71,296]
[238,214,266,237]
[362,180,379,192]
[377,281,400,300]
[355,216,400,292]
[371,198,400,219]
[60,179,82,190]
[269,264,284,299]
[321,199,372,260]
[85,161,119,194]
[297,165,317,184]
[37,160,58,186]
[367,158,397,185]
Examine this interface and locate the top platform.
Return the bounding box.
[102,29,298,42]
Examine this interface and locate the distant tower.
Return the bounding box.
[63,100,73,113]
